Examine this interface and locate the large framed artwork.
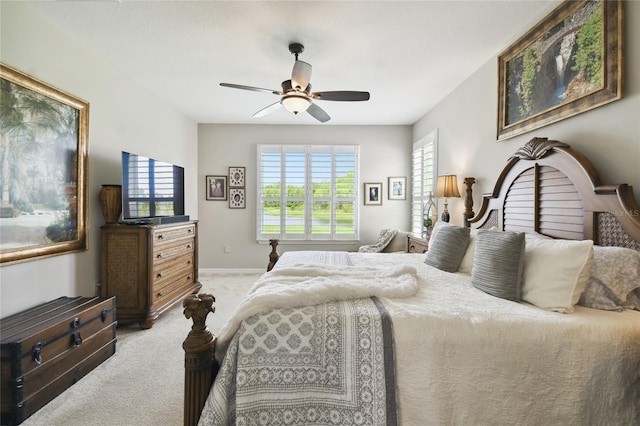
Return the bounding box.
[0,63,89,265]
[497,0,622,141]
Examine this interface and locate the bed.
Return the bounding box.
[182,137,640,426]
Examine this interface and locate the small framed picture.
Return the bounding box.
[206,175,227,201]
[229,188,246,209]
[388,176,407,200]
[364,182,382,206]
[229,166,245,187]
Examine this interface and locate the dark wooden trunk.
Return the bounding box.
[1,296,117,425]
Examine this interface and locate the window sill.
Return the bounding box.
[257,240,359,245]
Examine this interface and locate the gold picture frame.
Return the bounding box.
[1,63,89,265]
[497,0,622,141]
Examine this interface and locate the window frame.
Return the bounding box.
[411,130,438,236]
[256,144,360,243]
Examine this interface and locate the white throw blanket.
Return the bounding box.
[214,263,418,361]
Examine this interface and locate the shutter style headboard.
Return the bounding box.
[469,138,640,250]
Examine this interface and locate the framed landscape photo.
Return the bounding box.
[497,0,622,140]
[206,175,227,201]
[364,183,382,206]
[228,166,245,187]
[229,188,246,209]
[388,176,407,200]
[0,63,89,265]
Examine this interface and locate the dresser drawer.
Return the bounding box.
[153,238,195,264]
[153,273,196,304]
[153,255,195,289]
[152,224,196,244]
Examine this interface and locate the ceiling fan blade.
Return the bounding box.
[291,61,312,90]
[220,83,281,95]
[306,103,330,123]
[311,91,370,102]
[253,101,283,118]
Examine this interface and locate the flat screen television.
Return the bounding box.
[121,151,186,222]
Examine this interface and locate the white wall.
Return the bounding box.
[198,124,412,269]
[0,3,198,316]
[413,0,640,225]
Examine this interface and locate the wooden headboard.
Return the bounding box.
[469,138,640,251]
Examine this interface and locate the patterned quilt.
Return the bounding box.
[198,296,396,426]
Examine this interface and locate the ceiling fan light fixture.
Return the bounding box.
[281,94,311,114]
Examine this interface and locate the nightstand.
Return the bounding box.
[407,234,429,253]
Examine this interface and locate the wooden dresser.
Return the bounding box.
[100,221,201,329]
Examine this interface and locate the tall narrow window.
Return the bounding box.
[411,131,437,235]
[257,145,359,242]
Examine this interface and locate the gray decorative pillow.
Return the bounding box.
[358,229,399,253]
[424,225,470,272]
[471,230,525,301]
[578,246,640,311]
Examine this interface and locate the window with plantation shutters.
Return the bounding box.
[411,132,437,236]
[257,145,359,242]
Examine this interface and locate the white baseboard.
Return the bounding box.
[199,268,265,274]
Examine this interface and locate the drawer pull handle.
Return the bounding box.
[156,272,163,278]
[157,234,164,240]
[188,229,193,233]
[32,342,43,365]
[72,332,83,347]
[187,275,192,281]
[156,253,163,259]
[101,308,109,322]
[71,317,81,328]
[186,244,192,249]
[157,292,163,298]
[187,260,192,265]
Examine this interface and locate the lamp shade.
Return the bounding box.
[281,95,311,114]
[434,175,461,198]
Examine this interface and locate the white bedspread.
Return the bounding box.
[204,251,640,425]
[214,262,418,361]
[351,253,640,425]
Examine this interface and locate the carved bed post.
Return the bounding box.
[267,239,280,271]
[463,177,476,227]
[183,294,217,426]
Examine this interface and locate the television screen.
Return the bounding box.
[121,151,185,220]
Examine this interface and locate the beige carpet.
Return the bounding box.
[21,271,260,426]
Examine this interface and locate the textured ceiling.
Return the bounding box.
[26,0,561,125]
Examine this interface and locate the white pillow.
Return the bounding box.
[458,227,479,274]
[522,239,594,313]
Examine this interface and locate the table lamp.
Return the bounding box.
[434,175,461,222]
